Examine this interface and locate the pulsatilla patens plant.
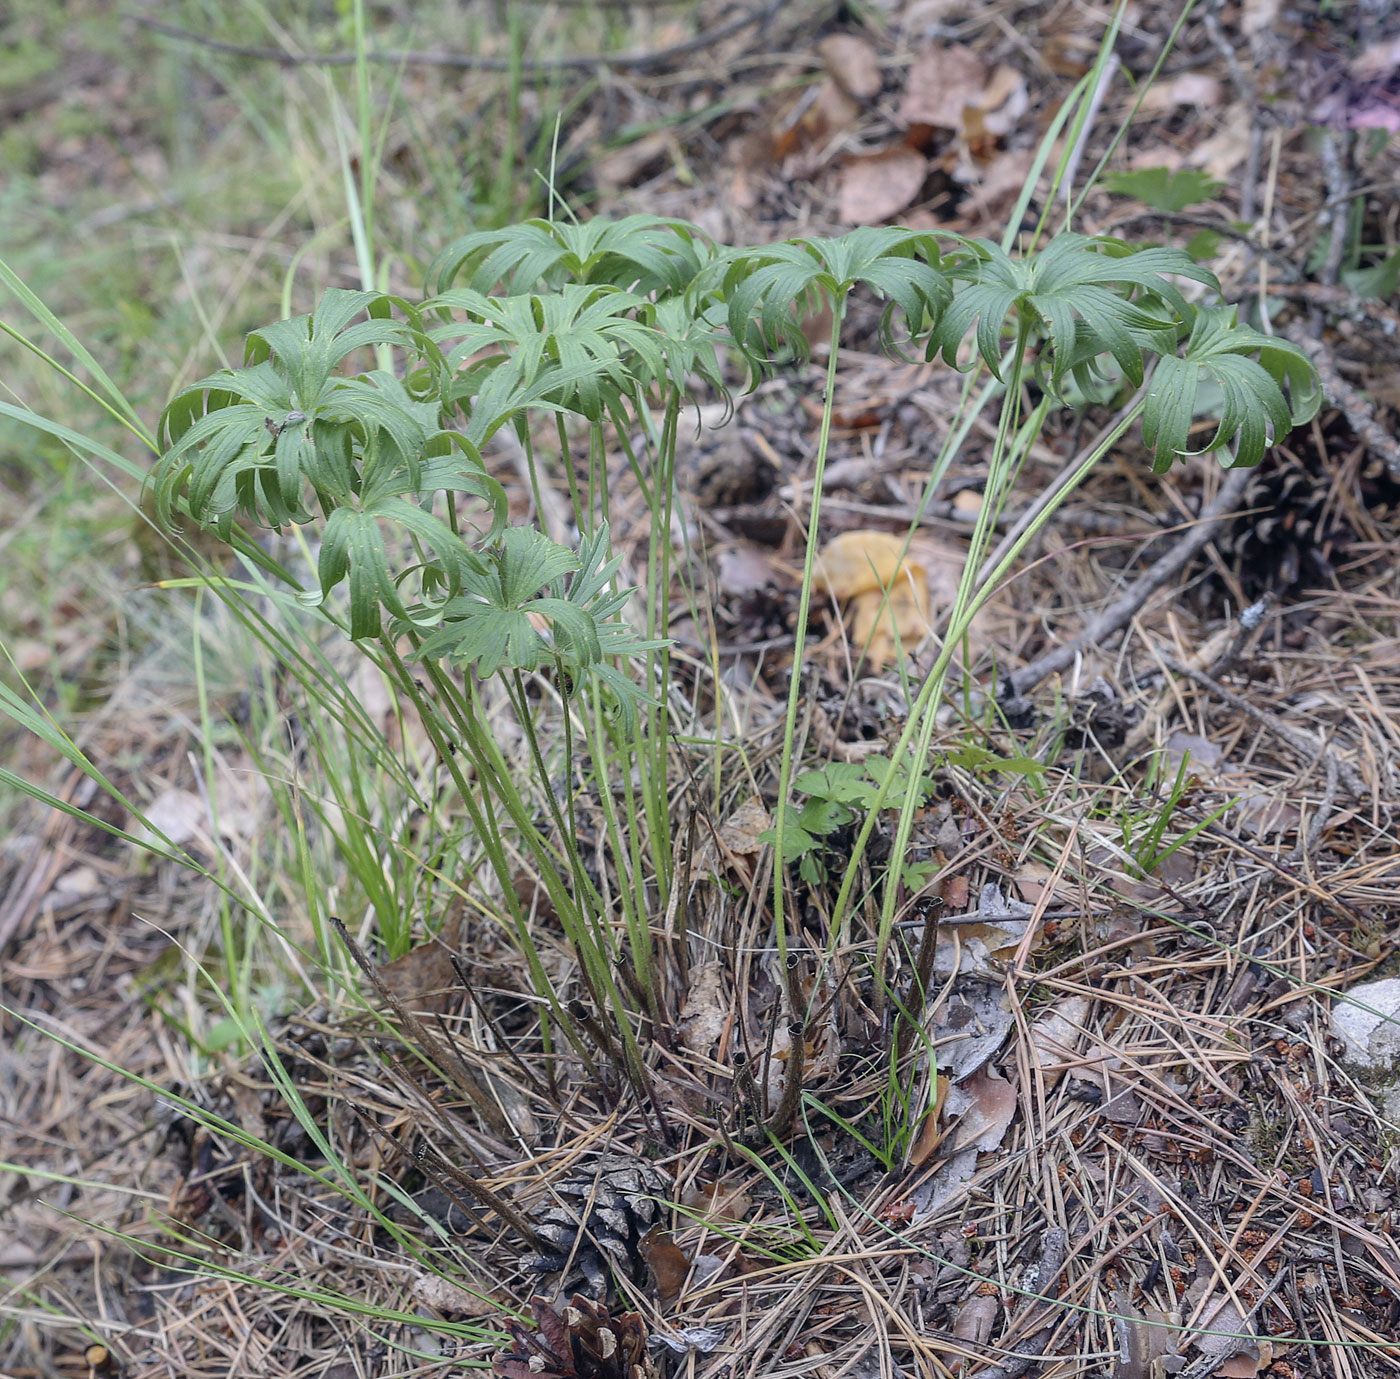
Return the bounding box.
[149,212,1319,1126]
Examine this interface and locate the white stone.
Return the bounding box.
[1331,978,1400,1075]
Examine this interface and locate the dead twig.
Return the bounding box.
[1282,322,1400,480]
[1007,466,1254,699]
[969,1227,1068,1379]
[1158,654,1368,798]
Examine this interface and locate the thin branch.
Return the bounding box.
[1006,465,1255,699]
[1159,654,1368,798]
[1282,322,1400,481]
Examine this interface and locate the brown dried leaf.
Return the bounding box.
[1029,995,1090,1090]
[1141,71,1223,112]
[949,1066,1017,1152]
[909,1074,952,1166]
[1230,784,1302,837]
[717,796,771,856]
[1190,1293,1258,1368]
[681,1177,753,1224]
[902,43,991,130]
[775,78,859,168]
[820,34,882,100]
[931,981,1015,1080]
[956,147,1037,227]
[639,1226,691,1305]
[838,146,929,224]
[378,921,461,1016]
[715,545,780,598]
[1111,1289,1179,1379]
[679,962,729,1057]
[412,1272,506,1316]
[592,129,674,191]
[950,1292,999,1363]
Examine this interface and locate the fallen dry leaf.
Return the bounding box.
[1111,1289,1180,1379]
[956,147,1037,227]
[1029,995,1090,1090]
[774,78,860,170]
[411,1272,506,1316]
[1190,1293,1260,1370]
[1141,71,1224,113]
[592,129,674,191]
[950,1292,999,1362]
[715,545,780,598]
[838,146,929,224]
[717,796,771,856]
[931,980,1015,1080]
[639,1226,691,1305]
[820,33,882,101]
[378,913,463,1016]
[681,1176,753,1224]
[902,45,1026,141]
[909,1073,952,1166]
[1229,782,1302,837]
[948,1065,1017,1152]
[902,43,992,130]
[679,962,729,1057]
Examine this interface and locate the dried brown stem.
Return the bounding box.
[329,915,513,1138]
[1008,466,1255,698]
[1282,322,1400,481]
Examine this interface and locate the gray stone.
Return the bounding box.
[1330,978,1400,1075]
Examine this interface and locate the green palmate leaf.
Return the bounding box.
[424,283,665,424]
[408,522,665,689]
[928,234,1215,390]
[695,227,950,381]
[1103,167,1224,213]
[154,291,489,536]
[1142,305,1321,472]
[317,499,484,639]
[793,762,877,806]
[651,295,730,406]
[427,214,715,297]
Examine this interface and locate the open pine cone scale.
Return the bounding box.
[495,1294,657,1379]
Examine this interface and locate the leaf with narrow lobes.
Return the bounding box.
[838,147,930,225]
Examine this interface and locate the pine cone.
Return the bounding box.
[495,1294,656,1379]
[524,1153,670,1296]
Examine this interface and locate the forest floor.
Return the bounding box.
[4,2,1400,1378]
